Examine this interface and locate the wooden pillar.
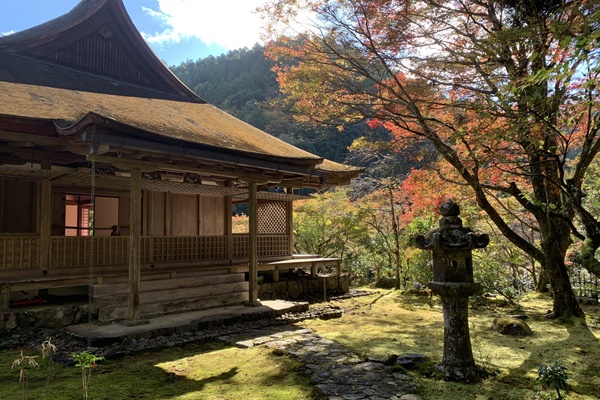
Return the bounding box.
[129,168,142,320]
[286,187,294,257]
[248,181,260,306]
[0,284,10,312]
[226,196,234,261]
[38,181,52,271]
[144,190,154,263]
[165,192,172,236]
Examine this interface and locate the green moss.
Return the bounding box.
[1,291,598,400]
[0,342,316,400]
[302,291,600,400]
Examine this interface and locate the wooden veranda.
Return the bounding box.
[0,0,356,326]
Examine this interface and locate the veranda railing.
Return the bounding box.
[0,234,290,271]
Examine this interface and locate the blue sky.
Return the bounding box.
[0,0,269,66]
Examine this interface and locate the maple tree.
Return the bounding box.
[261,0,600,319]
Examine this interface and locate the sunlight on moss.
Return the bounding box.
[1,290,598,400]
[302,291,600,400]
[155,345,314,400]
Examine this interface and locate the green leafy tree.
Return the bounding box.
[293,189,367,270]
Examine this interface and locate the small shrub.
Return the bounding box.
[537,360,569,400]
[71,350,105,400]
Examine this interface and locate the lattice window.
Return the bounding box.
[0,236,38,270]
[48,28,152,85]
[257,201,287,234]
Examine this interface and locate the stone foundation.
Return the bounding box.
[258,274,349,301]
[1,304,93,331]
[1,275,349,331]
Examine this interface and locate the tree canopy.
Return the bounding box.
[260,0,600,319]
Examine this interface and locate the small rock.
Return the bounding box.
[400,394,423,400]
[395,353,430,369]
[491,317,533,335]
[235,339,254,348]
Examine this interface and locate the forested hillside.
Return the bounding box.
[170,45,369,164]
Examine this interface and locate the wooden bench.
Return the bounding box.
[229,257,341,282]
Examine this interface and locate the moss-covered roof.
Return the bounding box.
[0,81,319,161]
[0,0,362,182]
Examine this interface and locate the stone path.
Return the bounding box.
[3,291,424,399]
[217,326,422,400]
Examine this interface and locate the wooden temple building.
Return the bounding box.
[0,0,360,325]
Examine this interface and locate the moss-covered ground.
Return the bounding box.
[300,291,600,400]
[0,290,598,399]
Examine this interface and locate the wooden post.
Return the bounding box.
[248,181,259,306]
[226,196,234,261]
[0,284,10,312]
[165,192,171,236]
[145,190,154,263]
[39,181,52,272]
[286,187,294,257]
[129,168,142,321]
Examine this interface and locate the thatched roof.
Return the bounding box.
[0,81,322,163]
[0,0,362,184]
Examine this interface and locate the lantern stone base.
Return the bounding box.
[428,281,483,383]
[427,282,481,298]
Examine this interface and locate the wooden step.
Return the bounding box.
[91,273,245,296]
[97,290,249,321]
[93,281,248,308]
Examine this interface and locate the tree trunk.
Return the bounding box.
[541,233,584,319]
[535,266,549,292]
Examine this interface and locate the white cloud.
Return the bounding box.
[1,30,14,37]
[141,0,267,50]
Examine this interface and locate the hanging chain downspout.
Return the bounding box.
[87,137,98,323]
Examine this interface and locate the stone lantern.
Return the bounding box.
[415,199,489,382]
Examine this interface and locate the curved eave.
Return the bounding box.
[0,0,202,103]
[108,0,202,102]
[55,111,325,171]
[316,159,364,186]
[0,81,324,162]
[0,0,105,46]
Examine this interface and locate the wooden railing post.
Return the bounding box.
[129,168,142,321]
[248,181,259,306]
[226,196,234,262]
[286,187,294,257]
[39,181,52,272]
[0,284,9,311]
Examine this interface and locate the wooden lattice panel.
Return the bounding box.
[49,30,152,85]
[233,235,248,259]
[50,237,129,268]
[150,236,227,263]
[258,235,290,257]
[257,201,288,234]
[233,234,290,258]
[0,236,38,270]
